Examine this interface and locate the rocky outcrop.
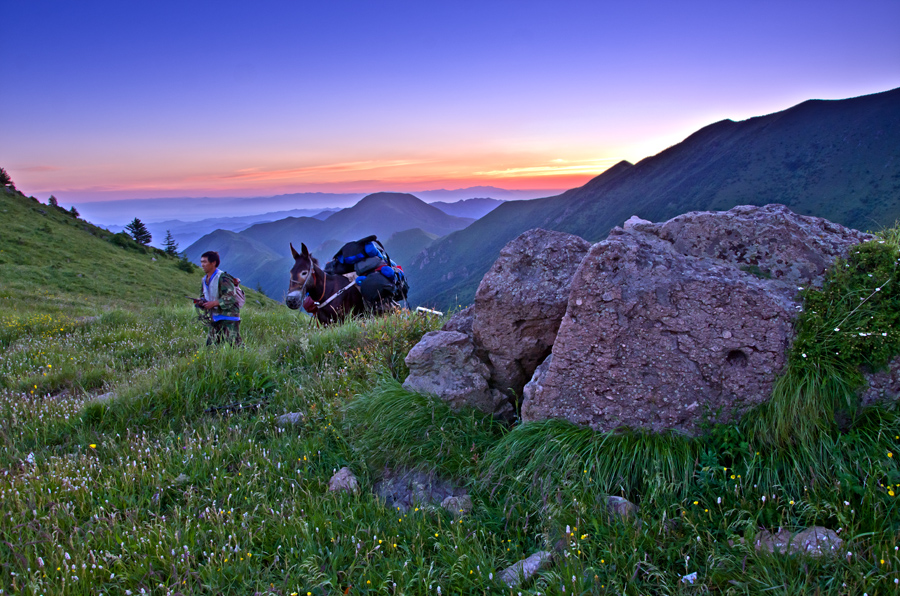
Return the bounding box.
[402,331,508,415]
[405,205,876,432]
[472,229,591,395]
[521,205,873,434]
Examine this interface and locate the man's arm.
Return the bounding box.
[214,274,239,312]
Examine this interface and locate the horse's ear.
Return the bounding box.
[300,243,310,257]
[290,243,301,260]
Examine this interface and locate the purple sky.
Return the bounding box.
[3,0,898,208]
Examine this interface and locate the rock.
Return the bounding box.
[641,204,873,288]
[328,467,359,494]
[441,305,475,337]
[522,354,552,407]
[473,229,591,396]
[373,467,465,512]
[606,496,639,520]
[275,412,305,427]
[753,528,794,554]
[754,526,842,557]
[624,215,651,230]
[860,356,900,406]
[791,527,843,557]
[498,550,553,588]
[403,331,508,415]
[441,494,473,517]
[522,205,869,435]
[93,391,116,404]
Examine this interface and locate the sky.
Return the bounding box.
[3,0,899,210]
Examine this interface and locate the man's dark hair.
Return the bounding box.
[201,251,221,267]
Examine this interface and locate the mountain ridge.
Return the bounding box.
[409,86,900,308]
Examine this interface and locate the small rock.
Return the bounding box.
[328,467,359,494]
[624,215,652,230]
[753,528,793,554]
[754,526,842,557]
[606,495,639,520]
[791,526,843,557]
[93,391,116,404]
[498,550,552,587]
[440,494,473,517]
[276,412,304,427]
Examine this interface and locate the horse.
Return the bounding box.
[285,242,365,325]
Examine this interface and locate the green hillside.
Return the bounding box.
[410,87,900,308]
[0,187,276,334]
[383,227,439,269]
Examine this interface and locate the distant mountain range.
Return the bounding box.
[408,87,900,308]
[184,87,900,308]
[73,186,548,227]
[107,208,339,251]
[184,193,476,300]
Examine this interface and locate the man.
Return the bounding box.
[197,251,242,346]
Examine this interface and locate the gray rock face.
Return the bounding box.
[522,205,869,435]
[403,331,507,414]
[473,229,592,395]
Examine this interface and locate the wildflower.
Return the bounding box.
[889,452,894,458]
[89,444,96,449]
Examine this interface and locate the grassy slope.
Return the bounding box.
[410,87,900,308]
[1,185,899,594]
[0,187,276,341]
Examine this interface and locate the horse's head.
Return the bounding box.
[285,242,317,310]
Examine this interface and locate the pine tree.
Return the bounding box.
[48,195,59,207]
[69,206,80,218]
[125,217,152,245]
[0,167,12,188]
[163,230,179,256]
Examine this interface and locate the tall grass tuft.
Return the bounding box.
[747,230,900,450]
[82,344,279,433]
[343,378,503,478]
[479,419,701,509]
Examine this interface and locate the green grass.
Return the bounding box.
[2,194,900,594]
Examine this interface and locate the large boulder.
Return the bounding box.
[403,331,508,414]
[472,229,592,395]
[522,205,871,435]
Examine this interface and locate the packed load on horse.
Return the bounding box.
[285,235,409,325]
